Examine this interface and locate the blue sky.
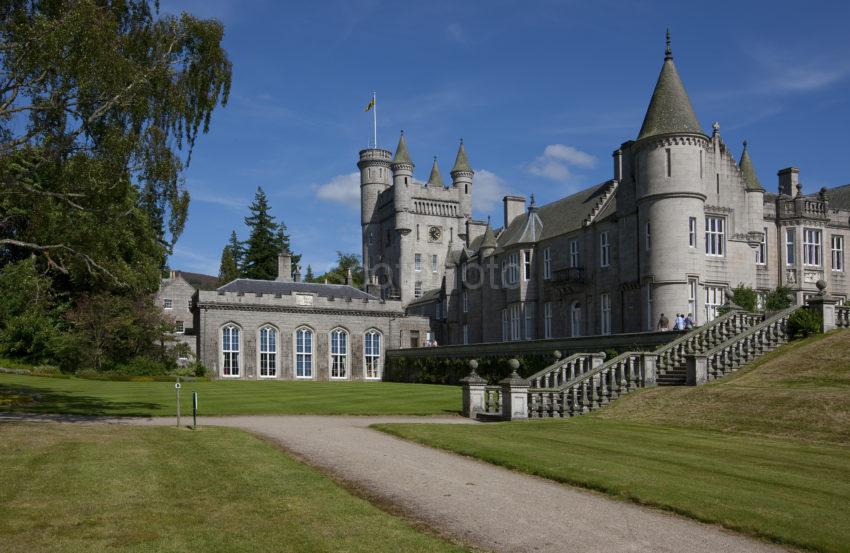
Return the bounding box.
[161,0,850,277]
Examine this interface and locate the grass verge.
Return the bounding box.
[0,373,459,416]
[0,422,467,553]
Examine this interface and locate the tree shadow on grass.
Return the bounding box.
[0,384,159,417]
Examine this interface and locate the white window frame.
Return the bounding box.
[705,216,724,257]
[163,298,172,309]
[431,254,438,273]
[510,304,521,341]
[570,301,581,337]
[803,228,822,267]
[688,278,698,324]
[174,320,184,334]
[414,253,422,272]
[501,309,509,342]
[569,239,580,268]
[600,232,610,268]
[600,293,611,335]
[543,302,553,339]
[543,247,551,280]
[755,227,767,265]
[832,235,844,272]
[329,328,349,380]
[688,217,696,248]
[364,329,382,380]
[786,227,796,266]
[221,324,240,378]
[294,327,314,379]
[258,325,278,378]
[523,249,532,281]
[524,303,535,340]
[509,252,520,284]
[414,281,422,298]
[705,286,724,323]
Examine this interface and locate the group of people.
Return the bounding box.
[423,339,439,347]
[656,312,695,331]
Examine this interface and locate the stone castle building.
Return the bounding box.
[361,35,850,345]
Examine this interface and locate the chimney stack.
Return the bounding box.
[503,195,526,228]
[345,268,353,286]
[276,253,292,283]
[778,167,800,197]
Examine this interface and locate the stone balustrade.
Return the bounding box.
[688,306,798,384]
[526,352,606,389]
[654,308,761,378]
[836,305,849,328]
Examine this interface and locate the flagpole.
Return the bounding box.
[372,91,377,148]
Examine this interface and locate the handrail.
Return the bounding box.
[702,305,798,358]
[653,308,753,357]
[526,352,601,388]
[557,350,638,389]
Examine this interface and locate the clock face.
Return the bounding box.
[428,226,442,242]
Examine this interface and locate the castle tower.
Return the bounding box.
[451,139,474,220]
[634,30,709,328]
[358,146,392,288]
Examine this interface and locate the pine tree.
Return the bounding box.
[226,230,244,274]
[242,188,281,280]
[217,245,239,286]
[305,265,314,282]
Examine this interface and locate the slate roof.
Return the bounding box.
[406,288,441,308]
[637,48,704,140]
[827,184,850,210]
[497,181,614,247]
[427,157,445,187]
[738,142,764,191]
[392,132,413,166]
[451,140,472,173]
[216,279,379,301]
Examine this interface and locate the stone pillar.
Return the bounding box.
[807,297,837,332]
[641,353,658,386]
[500,359,529,421]
[686,354,708,386]
[460,360,487,419]
[591,352,607,369]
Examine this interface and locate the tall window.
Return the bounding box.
[803,228,822,266]
[295,328,313,378]
[569,239,580,268]
[524,303,535,340]
[523,250,532,281]
[600,232,610,267]
[258,326,277,378]
[509,252,520,284]
[705,286,724,323]
[786,228,796,265]
[431,254,438,272]
[544,302,553,339]
[688,278,698,324]
[646,286,653,331]
[688,217,696,248]
[570,302,581,337]
[414,281,422,298]
[832,235,845,272]
[500,259,507,287]
[221,324,240,377]
[600,293,611,335]
[705,216,724,257]
[665,148,671,178]
[414,253,421,272]
[364,330,382,379]
[510,304,521,341]
[175,321,184,333]
[163,298,172,309]
[756,228,767,265]
[501,309,509,342]
[329,328,348,379]
[543,247,551,279]
[462,290,469,313]
[462,324,469,345]
[645,222,651,251]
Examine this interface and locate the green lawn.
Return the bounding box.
[0,374,459,416]
[375,330,850,552]
[0,422,467,553]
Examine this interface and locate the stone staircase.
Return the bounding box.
[463,305,806,421]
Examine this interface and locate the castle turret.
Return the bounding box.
[451,139,474,219]
[427,157,445,187]
[358,146,392,289]
[738,140,764,192]
[634,30,709,328]
[478,220,497,259]
[391,131,414,188]
[391,131,413,235]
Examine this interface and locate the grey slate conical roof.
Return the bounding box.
[451,139,473,173]
[739,141,764,191]
[479,223,497,251]
[427,157,445,187]
[392,131,413,166]
[637,35,704,141]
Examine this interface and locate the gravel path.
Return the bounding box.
[109,414,786,553]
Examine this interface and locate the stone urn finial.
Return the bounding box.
[816,279,827,297]
[552,350,562,361]
[508,358,520,371]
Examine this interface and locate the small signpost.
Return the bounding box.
[192,391,198,430]
[175,377,182,428]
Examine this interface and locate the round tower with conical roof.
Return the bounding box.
[451,139,474,219]
[391,131,414,235]
[634,31,710,328]
[358,145,392,288]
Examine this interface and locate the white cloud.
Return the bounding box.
[315,172,360,205]
[528,144,596,182]
[473,169,510,213]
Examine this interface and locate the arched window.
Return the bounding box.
[570,302,582,338]
[221,324,240,377]
[329,328,348,379]
[295,327,313,378]
[364,330,382,380]
[258,326,278,378]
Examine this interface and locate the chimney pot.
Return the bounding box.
[778,167,800,198]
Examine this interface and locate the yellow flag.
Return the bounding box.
[364,97,375,112]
